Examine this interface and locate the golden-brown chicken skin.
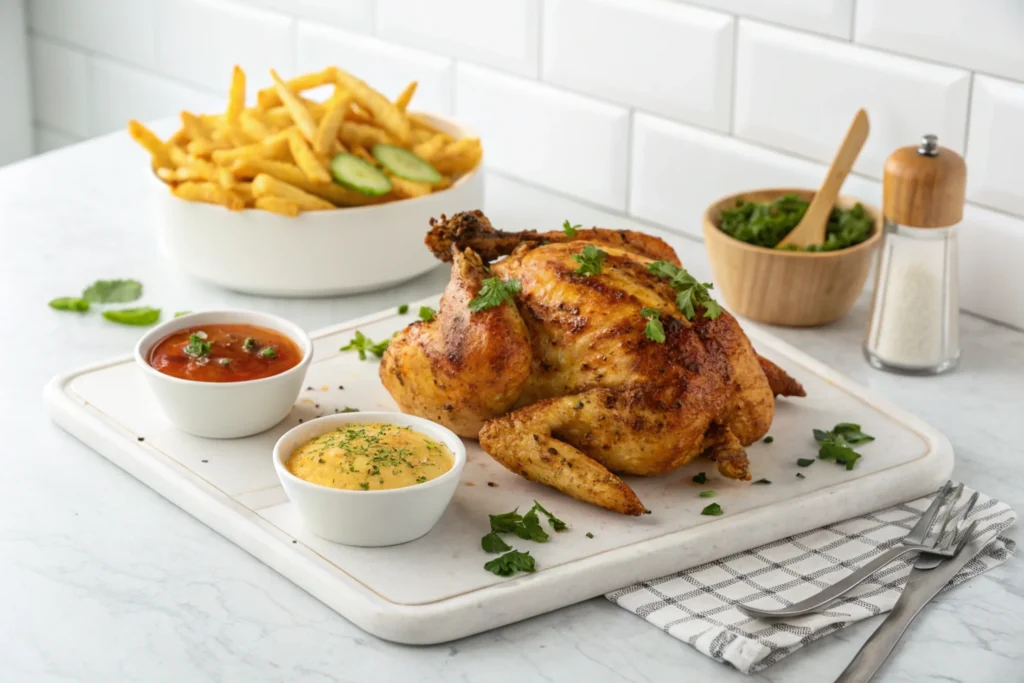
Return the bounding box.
[379,211,804,515]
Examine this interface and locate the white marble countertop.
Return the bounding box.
[2,132,1021,683]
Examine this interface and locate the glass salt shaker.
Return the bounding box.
[864,134,966,375]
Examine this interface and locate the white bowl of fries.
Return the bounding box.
[131,65,484,297]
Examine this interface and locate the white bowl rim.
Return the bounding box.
[273,411,467,497]
[147,111,482,218]
[133,309,313,389]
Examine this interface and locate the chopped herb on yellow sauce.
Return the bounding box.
[285,422,454,491]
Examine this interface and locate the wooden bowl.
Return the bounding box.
[702,188,883,327]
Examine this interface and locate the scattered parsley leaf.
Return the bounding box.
[340,330,389,360]
[341,406,360,413]
[647,261,722,320]
[397,304,409,314]
[418,306,436,322]
[515,507,550,543]
[259,346,278,359]
[797,458,815,467]
[562,219,580,238]
[699,491,716,498]
[572,244,608,277]
[813,423,873,470]
[102,307,160,326]
[641,307,666,343]
[763,436,774,444]
[484,550,536,577]
[174,311,191,318]
[489,509,523,534]
[242,337,258,352]
[469,277,521,312]
[753,478,772,484]
[416,475,428,484]
[692,472,707,484]
[359,482,369,490]
[832,423,875,445]
[82,279,143,304]
[701,503,723,516]
[481,532,512,553]
[796,472,806,479]
[585,532,594,539]
[819,441,862,470]
[532,500,567,532]
[184,333,211,358]
[49,297,89,312]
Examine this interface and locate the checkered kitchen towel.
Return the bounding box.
[607,486,1016,674]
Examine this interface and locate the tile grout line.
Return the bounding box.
[729,15,739,136]
[961,72,976,159]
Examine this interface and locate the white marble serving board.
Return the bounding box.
[45,297,953,644]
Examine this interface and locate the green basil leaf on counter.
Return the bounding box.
[49,297,90,313]
[481,532,513,554]
[83,279,143,304]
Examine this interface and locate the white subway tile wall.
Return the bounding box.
[543,0,733,132]
[22,0,1024,328]
[457,64,629,210]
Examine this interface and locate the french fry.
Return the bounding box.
[211,136,289,165]
[187,137,232,158]
[226,65,246,123]
[269,69,319,142]
[251,174,335,211]
[288,130,332,183]
[344,102,375,125]
[409,127,434,145]
[169,128,190,147]
[432,137,483,174]
[314,90,351,155]
[217,166,235,189]
[180,158,217,181]
[173,181,245,210]
[349,145,378,165]
[240,110,271,140]
[231,159,380,207]
[408,112,446,135]
[256,68,336,110]
[128,120,172,168]
[334,69,411,143]
[388,176,432,198]
[339,122,395,149]
[412,133,448,163]
[168,145,189,167]
[394,81,417,112]
[180,111,210,140]
[156,167,177,184]
[255,197,300,216]
[232,181,254,205]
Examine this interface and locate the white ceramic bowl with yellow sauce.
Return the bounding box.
[272,412,466,546]
[135,310,313,439]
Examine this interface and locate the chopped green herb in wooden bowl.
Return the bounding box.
[719,193,873,252]
[702,187,883,327]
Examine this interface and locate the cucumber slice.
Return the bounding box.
[372,144,442,184]
[329,153,392,196]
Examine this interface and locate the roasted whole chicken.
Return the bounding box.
[380,211,804,515]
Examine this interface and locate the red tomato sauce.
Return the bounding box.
[149,324,302,382]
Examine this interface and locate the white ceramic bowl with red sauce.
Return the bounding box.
[134,310,312,438]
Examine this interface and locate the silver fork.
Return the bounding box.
[740,481,975,619]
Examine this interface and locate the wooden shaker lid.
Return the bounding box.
[883,135,966,228]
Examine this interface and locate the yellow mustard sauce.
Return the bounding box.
[286,422,454,491]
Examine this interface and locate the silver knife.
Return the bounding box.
[833,531,994,683]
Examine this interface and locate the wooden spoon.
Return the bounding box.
[778,109,870,249]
